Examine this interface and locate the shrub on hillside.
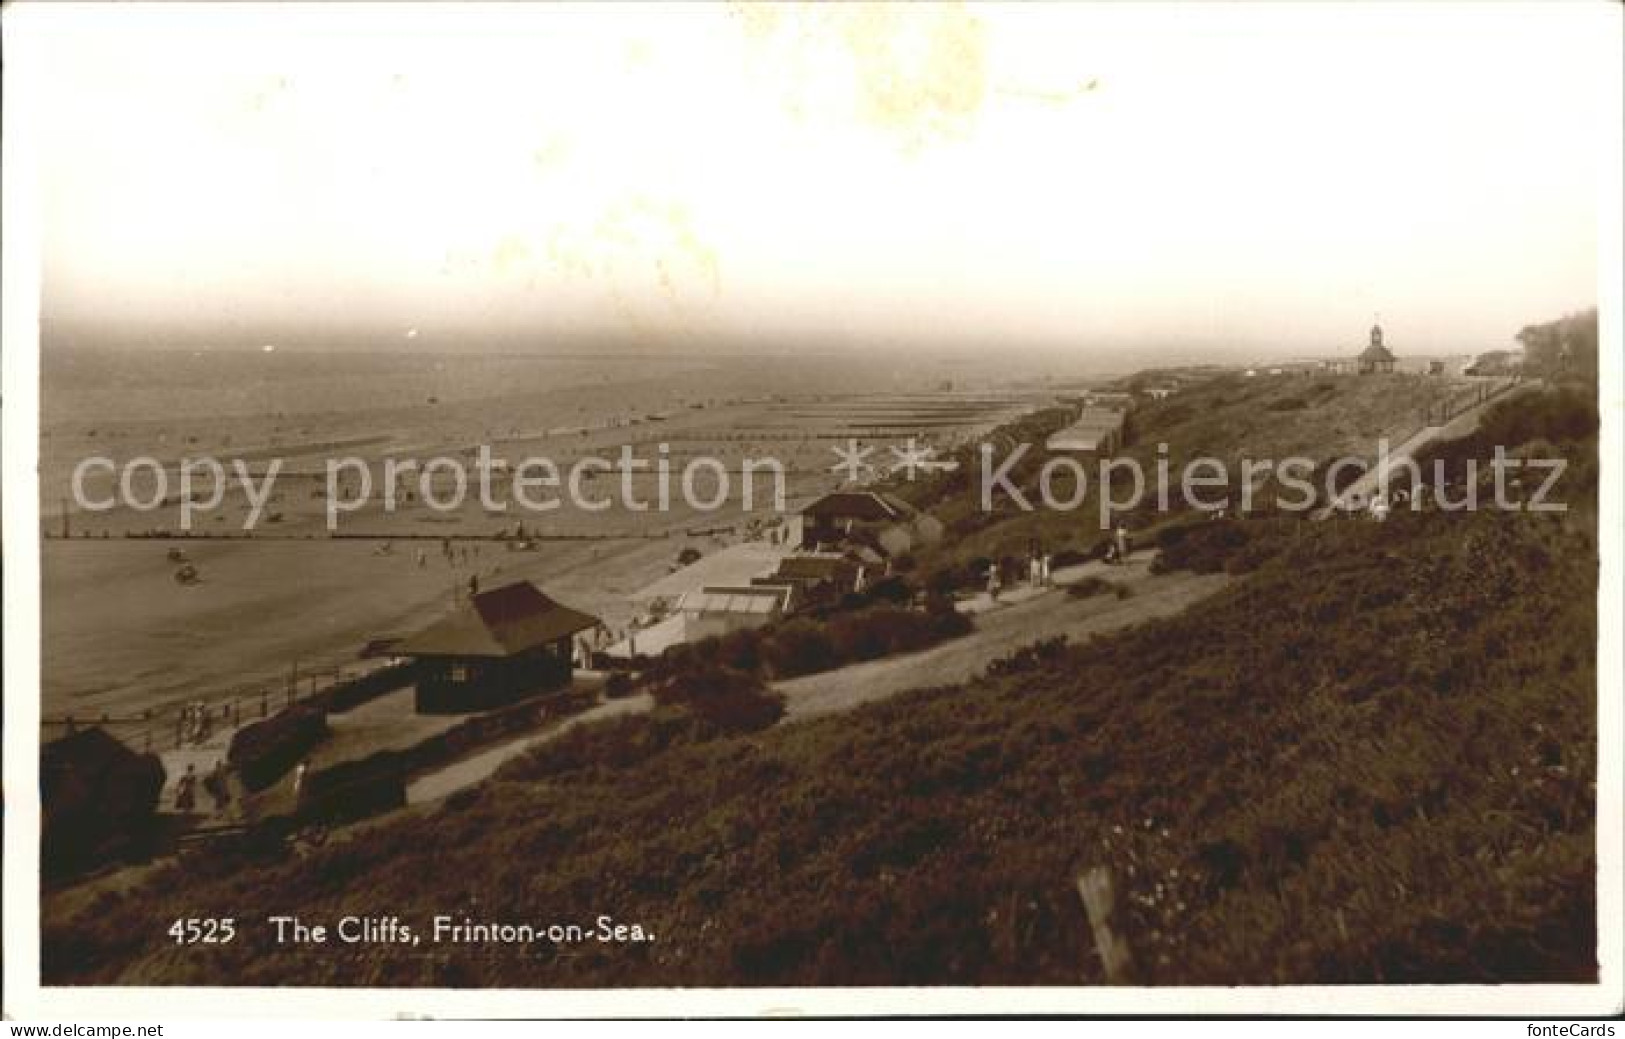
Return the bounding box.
[642,590,970,688]
[504,712,678,780]
[1067,576,1131,600]
[760,603,968,678]
[1152,517,1297,576]
[652,666,785,735]
[1478,387,1597,447]
[828,606,935,662]
[761,619,837,678]
[924,564,970,598]
[1414,387,1599,504]
[1312,457,1368,501]
[924,594,972,638]
[985,636,1069,676]
[1150,402,1194,427]
[863,575,914,606]
[228,703,328,791]
[297,756,406,825]
[826,610,894,662]
[1152,519,1248,574]
[658,639,711,677]
[503,668,784,784]
[714,628,763,674]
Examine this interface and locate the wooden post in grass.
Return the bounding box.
[1076,866,1137,984]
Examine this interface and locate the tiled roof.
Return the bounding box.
[398,581,600,658]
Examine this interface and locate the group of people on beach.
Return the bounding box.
[177,700,217,745]
[377,537,488,571]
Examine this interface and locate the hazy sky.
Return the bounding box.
[30,2,1616,359]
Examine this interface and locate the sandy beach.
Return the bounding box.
[40,348,1071,741]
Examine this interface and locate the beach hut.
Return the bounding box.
[398,580,601,713]
[676,584,796,640]
[1045,405,1128,458]
[800,491,904,543]
[798,491,938,560]
[759,553,860,603]
[1081,390,1137,412]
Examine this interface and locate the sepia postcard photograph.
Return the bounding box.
[3,0,1622,1022]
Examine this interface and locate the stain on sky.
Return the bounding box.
[461,197,722,341]
[998,77,1102,107]
[731,1,990,153]
[244,74,291,116]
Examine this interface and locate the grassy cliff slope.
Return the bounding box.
[43,383,1599,988]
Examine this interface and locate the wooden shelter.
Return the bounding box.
[398,581,600,713]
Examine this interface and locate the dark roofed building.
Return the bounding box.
[399,580,601,713]
[803,491,904,526]
[798,490,938,559]
[41,727,166,876]
[1358,324,1397,374]
[770,554,858,584]
[757,553,861,603]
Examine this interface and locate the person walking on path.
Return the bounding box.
[175,765,198,813]
[291,759,309,805]
[205,761,232,813]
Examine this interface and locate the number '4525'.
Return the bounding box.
[169,918,236,944]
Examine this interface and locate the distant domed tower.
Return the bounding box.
[1358,322,1397,374]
